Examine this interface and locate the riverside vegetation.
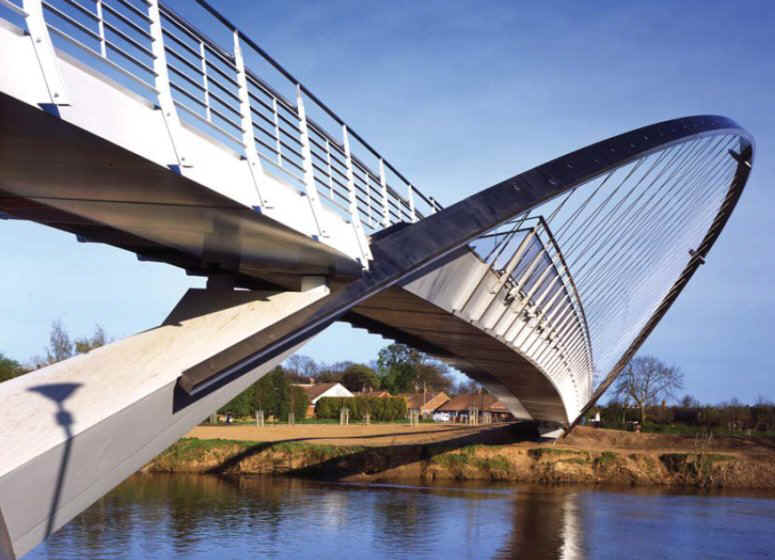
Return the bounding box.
[143,425,775,489]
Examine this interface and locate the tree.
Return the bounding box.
[249,366,309,420]
[611,355,684,425]
[340,364,380,392]
[377,344,420,394]
[415,360,453,393]
[0,353,24,383]
[46,320,73,364]
[74,325,108,354]
[315,361,351,384]
[376,343,453,394]
[285,354,319,383]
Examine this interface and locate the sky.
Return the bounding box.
[1,0,773,404]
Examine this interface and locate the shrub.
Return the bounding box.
[316,396,407,421]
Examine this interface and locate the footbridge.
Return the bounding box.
[0,0,754,557]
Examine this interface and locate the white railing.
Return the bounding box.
[0,0,440,239]
[470,216,593,381]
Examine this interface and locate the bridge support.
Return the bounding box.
[0,283,329,558]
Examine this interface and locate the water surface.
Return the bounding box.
[27,475,775,559]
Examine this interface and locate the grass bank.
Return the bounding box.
[144,426,775,489]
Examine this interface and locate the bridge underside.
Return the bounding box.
[0,88,572,424]
[0,91,361,289]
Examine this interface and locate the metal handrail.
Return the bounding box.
[3,0,441,253]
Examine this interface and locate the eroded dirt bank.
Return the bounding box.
[143,425,775,489]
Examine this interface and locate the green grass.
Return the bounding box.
[595,451,618,467]
[157,438,366,465]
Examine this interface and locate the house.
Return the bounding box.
[356,390,392,399]
[294,382,353,418]
[436,393,514,423]
[399,392,450,418]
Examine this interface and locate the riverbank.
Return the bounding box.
[143,424,775,488]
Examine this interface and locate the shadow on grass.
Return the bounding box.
[207,422,542,479]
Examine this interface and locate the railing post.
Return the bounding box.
[147,0,192,169]
[296,85,328,238]
[378,159,390,228]
[233,31,271,209]
[95,0,106,57]
[342,125,373,265]
[22,0,69,105]
[408,184,417,222]
[272,98,282,166]
[199,41,211,122]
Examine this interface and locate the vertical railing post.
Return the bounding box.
[147,0,192,168]
[365,172,373,228]
[407,184,417,222]
[343,125,373,264]
[95,0,106,57]
[272,98,282,166]
[233,31,271,209]
[325,138,334,199]
[23,0,69,105]
[199,41,211,122]
[296,85,328,238]
[378,159,390,228]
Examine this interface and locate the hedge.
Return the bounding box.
[316,396,407,421]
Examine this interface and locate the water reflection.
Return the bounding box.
[498,487,585,559]
[27,475,775,559]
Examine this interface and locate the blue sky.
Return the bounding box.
[1,0,772,403]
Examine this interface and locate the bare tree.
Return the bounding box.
[46,320,73,364]
[611,355,684,425]
[74,325,108,354]
[285,354,319,381]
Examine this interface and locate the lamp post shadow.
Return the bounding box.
[27,383,82,541]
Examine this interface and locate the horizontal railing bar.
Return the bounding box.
[175,100,243,145]
[42,2,101,42]
[0,0,26,16]
[48,23,158,90]
[167,63,204,91]
[107,0,151,24]
[251,108,278,132]
[254,135,279,155]
[278,138,304,161]
[279,153,305,173]
[62,0,99,22]
[105,36,154,73]
[204,58,239,89]
[205,85,241,114]
[170,81,206,108]
[275,109,301,134]
[164,45,202,76]
[258,152,305,183]
[101,0,152,40]
[208,104,242,132]
[244,71,297,117]
[161,26,201,59]
[203,41,236,70]
[159,3,235,67]
[247,90,274,114]
[103,19,154,58]
[252,121,278,144]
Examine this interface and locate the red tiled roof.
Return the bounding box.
[399,392,449,411]
[437,393,506,413]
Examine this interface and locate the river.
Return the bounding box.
[26,474,775,559]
